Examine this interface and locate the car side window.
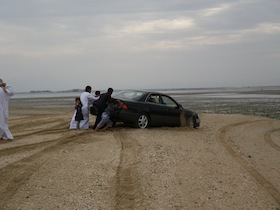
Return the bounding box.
[161,95,177,107]
[147,95,161,104]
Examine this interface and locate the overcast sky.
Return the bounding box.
[1,0,280,92]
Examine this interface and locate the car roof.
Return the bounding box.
[119,89,165,94]
[113,90,169,101]
[116,89,175,96]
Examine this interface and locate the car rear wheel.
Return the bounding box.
[136,113,149,128]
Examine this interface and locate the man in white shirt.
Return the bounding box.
[0,78,15,140]
[69,86,99,129]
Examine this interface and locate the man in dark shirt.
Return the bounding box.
[95,99,123,131]
[92,87,113,129]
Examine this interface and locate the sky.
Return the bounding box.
[0,0,280,92]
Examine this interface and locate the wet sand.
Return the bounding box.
[0,104,280,209]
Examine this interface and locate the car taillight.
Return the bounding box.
[122,103,128,110]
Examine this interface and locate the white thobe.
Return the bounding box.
[69,92,99,129]
[0,85,15,139]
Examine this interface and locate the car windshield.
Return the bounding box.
[113,90,146,101]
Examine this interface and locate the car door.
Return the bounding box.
[146,94,171,126]
[146,94,181,126]
[159,95,182,126]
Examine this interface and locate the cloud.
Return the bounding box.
[200,1,254,17]
[119,18,195,34]
[201,4,232,17]
[143,21,280,51]
[1,0,280,91]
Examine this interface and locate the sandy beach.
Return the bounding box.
[0,103,280,210]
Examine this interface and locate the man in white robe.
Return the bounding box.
[0,79,15,140]
[69,86,99,129]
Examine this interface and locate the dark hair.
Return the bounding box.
[95,90,100,95]
[108,87,113,94]
[85,86,92,92]
[75,97,81,101]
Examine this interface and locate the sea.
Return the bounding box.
[11,86,280,120]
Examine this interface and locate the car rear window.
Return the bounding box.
[113,90,145,101]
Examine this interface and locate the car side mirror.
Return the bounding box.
[178,104,183,108]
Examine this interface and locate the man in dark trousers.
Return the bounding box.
[93,87,113,129]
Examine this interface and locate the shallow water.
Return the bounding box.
[178,96,280,120]
[10,87,280,120]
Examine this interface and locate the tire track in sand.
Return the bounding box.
[216,120,280,205]
[0,131,90,209]
[113,131,144,210]
[0,139,59,157]
[0,118,70,154]
[0,128,73,157]
[0,115,68,146]
[9,117,65,130]
[264,128,280,151]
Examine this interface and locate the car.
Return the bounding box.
[111,90,200,129]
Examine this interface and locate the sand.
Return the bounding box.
[0,106,280,210]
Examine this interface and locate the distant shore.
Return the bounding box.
[14,85,280,95]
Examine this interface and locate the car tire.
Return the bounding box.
[136,113,149,128]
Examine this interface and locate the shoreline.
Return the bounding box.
[10,86,280,120]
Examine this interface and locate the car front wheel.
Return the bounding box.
[188,116,195,128]
[136,113,149,128]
